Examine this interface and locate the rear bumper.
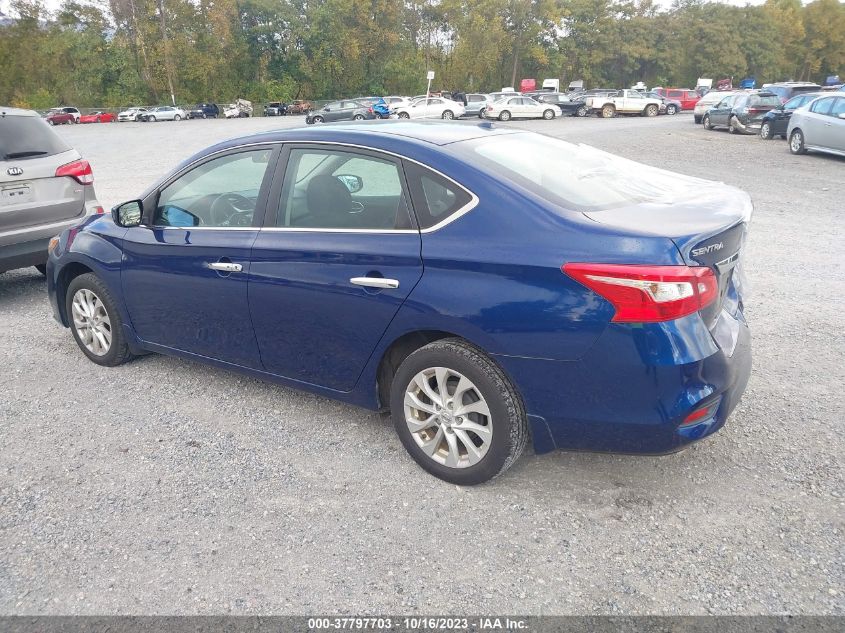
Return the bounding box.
[494,312,752,455]
[0,214,94,272]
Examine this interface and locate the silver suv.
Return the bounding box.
[1,107,102,275]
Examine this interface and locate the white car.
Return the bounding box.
[395,97,466,120]
[693,91,734,124]
[117,107,148,122]
[143,106,186,122]
[482,96,557,121]
[382,96,412,113]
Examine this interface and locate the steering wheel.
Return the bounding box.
[209,193,255,226]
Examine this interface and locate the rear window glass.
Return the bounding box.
[0,114,70,160]
[463,132,711,212]
[749,94,780,106]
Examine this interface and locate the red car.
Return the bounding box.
[80,111,116,123]
[45,110,75,125]
[655,88,700,110]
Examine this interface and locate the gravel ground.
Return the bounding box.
[1,114,843,615]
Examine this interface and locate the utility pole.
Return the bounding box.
[156,0,177,105]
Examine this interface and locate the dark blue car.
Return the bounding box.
[46,122,752,484]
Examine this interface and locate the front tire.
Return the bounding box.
[390,338,528,485]
[789,129,806,155]
[174,114,181,121]
[66,274,134,367]
[760,121,773,140]
[312,115,324,123]
[542,108,555,120]
[601,104,615,118]
[644,104,658,117]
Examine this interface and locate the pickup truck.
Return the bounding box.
[584,90,662,118]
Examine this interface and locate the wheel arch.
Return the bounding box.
[55,261,96,326]
[375,329,465,411]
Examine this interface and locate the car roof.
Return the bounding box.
[202,121,522,155]
[0,106,39,117]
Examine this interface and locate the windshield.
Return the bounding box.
[462,132,709,211]
[0,114,71,160]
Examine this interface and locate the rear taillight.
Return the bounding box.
[563,263,718,323]
[55,159,93,185]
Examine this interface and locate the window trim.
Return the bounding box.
[260,141,479,234]
[144,143,280,230]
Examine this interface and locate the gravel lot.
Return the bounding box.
[1,114,843,615]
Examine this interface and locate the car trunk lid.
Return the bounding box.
[1,148,87,233]
[583,183,752,328]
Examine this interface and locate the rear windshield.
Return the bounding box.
[0,114,70,160]
[749,94,781,106]
[462,132,708,212]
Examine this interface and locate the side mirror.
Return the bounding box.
[112,200,143,227]
[324,107,331,112]
[335,174,363,194]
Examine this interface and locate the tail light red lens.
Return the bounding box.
[55,159,93,185]
[563,263,718,323]
[681,398,721,426]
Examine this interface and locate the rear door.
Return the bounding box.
[0,114,85,239]
[249,144,423,391]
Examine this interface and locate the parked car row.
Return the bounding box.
[698,86,845,159]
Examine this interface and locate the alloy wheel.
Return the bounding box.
[760,122,772,140]
[71,288,112,356]
[403,366,493,469]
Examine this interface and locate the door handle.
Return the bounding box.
[350,277,399,289]
[208,262,242,272]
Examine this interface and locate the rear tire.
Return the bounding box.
[353,114,364,121]
[760,121,773,140]
[666,104,678,115]
[66,273,135,367]
[390,338,528,485]
[148,116,156,122]
[789,129,806,155]
[398,112,410,119]
[703,114,713,130]
[694,115,702,124]
[442,110,454,120]
[498,110,511,121]
[728,116,739,134]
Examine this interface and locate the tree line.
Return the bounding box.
[1,0,843,109]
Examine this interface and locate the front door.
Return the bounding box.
[709,96,736,126]
[121,146,277,368]
[249,145,423,391]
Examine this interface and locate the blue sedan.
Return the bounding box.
[46,122,752,484]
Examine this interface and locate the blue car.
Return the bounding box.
[46,122,752,485]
